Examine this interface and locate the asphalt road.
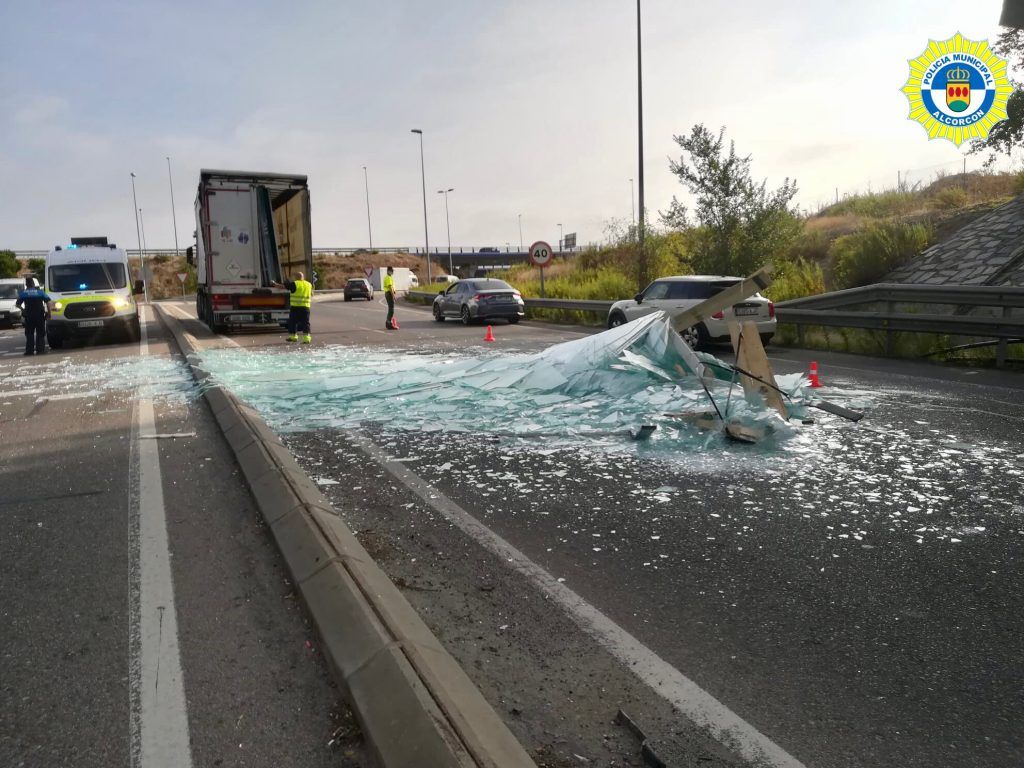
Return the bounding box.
[6,294,1023,768]
[0,310,368,768]
[169,293,1024,768]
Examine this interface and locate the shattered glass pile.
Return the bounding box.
[200,313,811,451]
[0,355,194,403]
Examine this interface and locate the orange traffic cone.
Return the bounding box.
[808,361,821,388]
[484,325,495,342]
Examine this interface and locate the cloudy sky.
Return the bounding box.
[0,0,1011,251]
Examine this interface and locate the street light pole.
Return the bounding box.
[636,0,647,288]
[518,213,523,252]
[630,178,635,226]
[166,157,180,259]
[138,207,148,258]
[557,223,563,253]
[130,172,148,303]
[434,188,454,274]
[410,129,431,283]
[362,165,373,250]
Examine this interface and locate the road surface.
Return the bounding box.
[4,294,1022,768]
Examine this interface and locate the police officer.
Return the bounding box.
[271,271,313,344]
[15,277,52,356]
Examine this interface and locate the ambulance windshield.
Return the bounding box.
[49,263,127,292]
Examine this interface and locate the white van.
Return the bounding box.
[0,278,24,327]
[45,237,144,348]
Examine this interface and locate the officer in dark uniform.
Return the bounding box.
[15,277,52,356]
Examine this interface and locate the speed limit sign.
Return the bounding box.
[528,241,554,267]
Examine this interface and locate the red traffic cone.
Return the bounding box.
[484,325,495,342]
[808,361,821,388]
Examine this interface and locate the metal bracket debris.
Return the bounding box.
[615,709,668,768]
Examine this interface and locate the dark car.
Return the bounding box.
[344,278,373,301]
[478,246,501,253]
[432,278,525,325]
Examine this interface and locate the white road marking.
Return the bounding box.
[129,305,193,768]
[162,303,241,349]
[0,387,46,397]
[34,390,102,403]
[350,432,808,768]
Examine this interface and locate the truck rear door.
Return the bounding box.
[203,183,259,286]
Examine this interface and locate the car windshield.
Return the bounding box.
[49,263,127,292]
[469,279,513,291]
[0,284,20,299]
[347,279,365,286]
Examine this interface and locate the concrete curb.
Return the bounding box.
[155,305,536,768]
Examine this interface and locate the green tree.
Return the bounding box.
[663,124,800,276]
[0,250,18,279]
[969,28,1024,167]
[27,257,45,276]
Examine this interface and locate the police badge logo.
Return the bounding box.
[903,33,1013,146]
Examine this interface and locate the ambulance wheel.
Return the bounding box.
[126,317,141,343]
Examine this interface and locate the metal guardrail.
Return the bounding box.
[775,283,1024,367]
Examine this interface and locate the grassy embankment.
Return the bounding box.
[499,171,1024,364]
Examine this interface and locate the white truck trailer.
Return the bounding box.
[367,266,419,293]
[187,169,313,332]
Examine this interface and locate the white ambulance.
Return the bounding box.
[45,237,144,348]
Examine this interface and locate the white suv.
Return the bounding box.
[607,275,776,348]
[0,278,24,327]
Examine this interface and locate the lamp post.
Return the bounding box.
[166,157,180,258]
[410,129,431,283]
[557,223,563,253]
[129,172,148,303]
[518,213,523,252]
[138,208,148,259]
[636,0,647,288]
[630,178,635,225]
[437,188,454,276]
[362,165,373,250]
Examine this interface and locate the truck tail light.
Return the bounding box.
[212,294,233,308]
[768,301,775,319]
[711,311,724,319]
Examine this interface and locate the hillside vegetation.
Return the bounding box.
[506,169,1022,308]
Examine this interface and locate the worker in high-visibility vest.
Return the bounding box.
[271,272,313,344]
[384,266,397,330]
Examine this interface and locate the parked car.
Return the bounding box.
[606,275,775,348]
[432,274,459,285]
[432,278,525,325]
[343,278,374,301]
[0,278,24,327]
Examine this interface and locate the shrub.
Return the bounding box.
[829,221,931,289]
[766,258,825,302]
[0,250,17,278]
[930,186,968,210]
[27,257,45,276]
[819,189,921,218]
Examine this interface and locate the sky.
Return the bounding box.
[0,0,1012,252]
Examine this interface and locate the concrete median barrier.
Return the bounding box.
[154,304,537,768]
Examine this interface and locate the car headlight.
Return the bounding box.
[53,301,63,310]
[113,297,130,309]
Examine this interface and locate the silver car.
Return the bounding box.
[0,279,24,327]
[607,275,776,348]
